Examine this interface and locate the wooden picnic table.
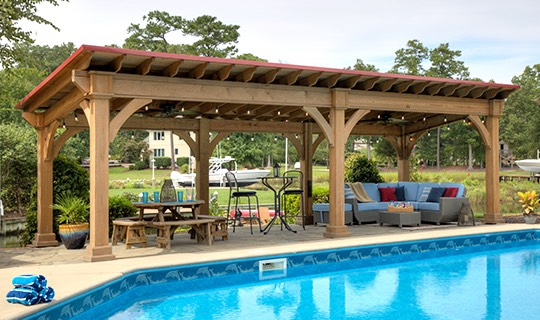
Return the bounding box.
[131,200,211,249]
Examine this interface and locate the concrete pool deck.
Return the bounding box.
[1,222,538,319]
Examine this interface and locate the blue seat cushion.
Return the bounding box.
[313,203,353,213]
[356,202,379,212]
[417,202,440,211]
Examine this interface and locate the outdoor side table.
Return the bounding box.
[379,211,421,228]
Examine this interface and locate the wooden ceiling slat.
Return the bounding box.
[425,83,445,95]
[440,84,460,96]
[375,79,397,92]
[456,85,474,98]
[395,80,414,93]
[483,88,500,99]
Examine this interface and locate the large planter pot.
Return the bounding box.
[523,214,537,224]
[58,223,89,249]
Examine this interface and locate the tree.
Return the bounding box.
[124,11,184,52]
[426,43,470,80]
[0,123,37,213]
[389,39,429,75]
[0,0,67,69]
[344,152,383,183]
[501,65,540,159]
[124,12,240,58]
[182,15,240,58]
[16,42,77,73]
[350,58,379,72]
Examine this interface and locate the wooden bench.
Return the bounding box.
[150,219,215,249]
[111,220,147,249]
[198,215,228,241]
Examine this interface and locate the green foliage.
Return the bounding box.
[21,155,90,245]
[0,123,37,212]
[234,53,267,62]
[16,42,76,74]
[0,0,67,69]
[312,186,330,204]
[133,160,149,170]
[176,157,189,167]
[154,157,171,169]
[501,64,540,159]
[350,58,379,72]
[124,11,240,58]
[344,152,384,183]
[53,193,90,225]
[108,194,138,235]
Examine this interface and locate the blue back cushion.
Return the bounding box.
[416,182,440,200]
[395,186,406,201]
[426,187,446,203]
[398,182,420,201]
[362,183,380,202]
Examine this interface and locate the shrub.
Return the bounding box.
[154,157,171,169]
[21,155,90,245]
[176,157,189,167]
[108,194,138,236]
[312,186,329,204]
[133,161,148,170]
[344,152,384,183]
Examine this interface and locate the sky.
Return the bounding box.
[26,0,540,84]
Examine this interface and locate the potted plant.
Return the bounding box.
[53,193,90,249]
[518,190,539,224]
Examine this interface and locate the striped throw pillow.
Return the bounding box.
[418,187,432,202]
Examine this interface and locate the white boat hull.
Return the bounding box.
[515,159,540,173]
[173,169,270,187]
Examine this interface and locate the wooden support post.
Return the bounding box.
[196,118,210,215]
[484,101,504,223]
[324,90,350,238]
[33,124,59,247]
[303,122,314,225]
[84,94,115,261]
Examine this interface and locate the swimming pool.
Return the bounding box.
[28,230,540,319]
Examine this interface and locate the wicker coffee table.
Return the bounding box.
[379,211,421,228]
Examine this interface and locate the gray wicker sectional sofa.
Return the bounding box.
[346,182,469,225]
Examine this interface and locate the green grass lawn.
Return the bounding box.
[109,166,538,216]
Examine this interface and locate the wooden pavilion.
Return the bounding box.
[17,45,519,261]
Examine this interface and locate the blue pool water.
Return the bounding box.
[28,231,540,320]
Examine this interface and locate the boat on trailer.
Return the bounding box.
[171,156,270,187]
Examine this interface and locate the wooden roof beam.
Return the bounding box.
[279,70,302,85]
[110,55,125,72]
[357,77,379,90]
[214,64,233,81]
[299,72,322,87]
[410,81,430,94]
[320,74,341,88]
[136,58,154,75]
[375,79,398,92]
[395,80,414,93]
[236,67,257,82]
[189,62,208,79]
[163,60,182,77]
[341,75,363,89]
[257,68,280,84]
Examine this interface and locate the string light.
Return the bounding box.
[215,107,219,113]
[145,105,149,111]
[423,117,426,122]
[377,114,381,119]
[181,106,185,112]
[247,109,251,115]
[277,110,281,116]
[274,136,278,141]
[73,112,78,122]
[62,119,66,129]
[428,131,431,136]
[401,115,405,120]
[251,135,254,141]
[444,116,447,122]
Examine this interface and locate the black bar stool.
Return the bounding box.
[281,170,305,230]
[225,171,262,234]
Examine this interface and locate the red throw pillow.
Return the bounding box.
[379,187,397,202]
[443,187,459,198]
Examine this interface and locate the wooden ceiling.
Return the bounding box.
[17,45,520,136]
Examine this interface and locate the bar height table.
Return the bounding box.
[260,176,296,234]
